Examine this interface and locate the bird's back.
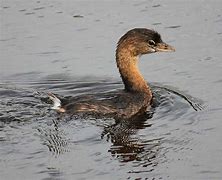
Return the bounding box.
[61,90,151,119]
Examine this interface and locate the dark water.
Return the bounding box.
[1,1,222,180]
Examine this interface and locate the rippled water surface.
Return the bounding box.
[1,1,222,180]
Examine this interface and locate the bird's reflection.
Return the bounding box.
[39,102,162,171]
[101,108,162,166]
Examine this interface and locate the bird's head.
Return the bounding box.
[117,28,175,56]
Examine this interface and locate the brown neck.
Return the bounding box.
[116,47,152,96]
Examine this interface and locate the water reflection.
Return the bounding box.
[39,107,162,172]
[101,109,162,171]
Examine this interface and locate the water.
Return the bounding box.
[1,0,222,179]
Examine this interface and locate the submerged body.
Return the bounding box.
[49,28,175,119]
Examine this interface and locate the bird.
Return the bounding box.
[48,28,175,120]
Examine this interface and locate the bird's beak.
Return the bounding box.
[155,42,175,52]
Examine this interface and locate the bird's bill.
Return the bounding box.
[155,42,175,52]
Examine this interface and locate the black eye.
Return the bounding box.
[148,40,155,46]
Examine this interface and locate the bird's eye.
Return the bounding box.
[148,40,155,46]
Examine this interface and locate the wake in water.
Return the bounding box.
[0,77,204,180]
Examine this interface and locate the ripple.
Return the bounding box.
[33,7,45,11]
[73,15,84,18]
[152,4,161,8]
[25,12,35,15]
[165,25,181,29]
[0,75,203,179]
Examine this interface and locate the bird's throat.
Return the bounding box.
[116,51,152,95]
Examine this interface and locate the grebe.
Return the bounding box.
[49,28,175,119]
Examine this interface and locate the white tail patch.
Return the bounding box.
[48,92,62,110]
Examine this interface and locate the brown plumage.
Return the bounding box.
[49,28,175,120]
